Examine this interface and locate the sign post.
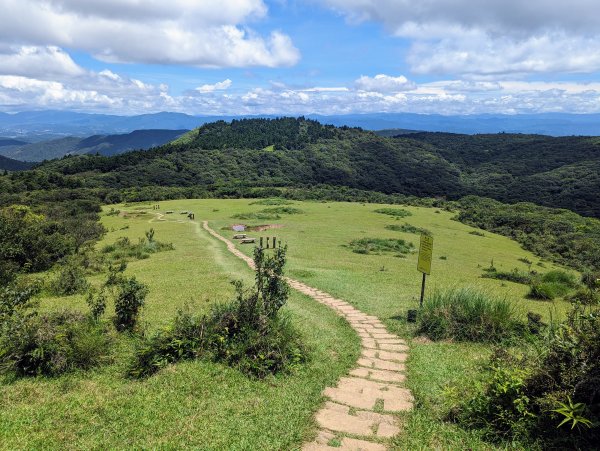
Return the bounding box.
[416,233,433,308]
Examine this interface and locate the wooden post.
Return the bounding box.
[273,237,276,248]
[260,237,264,248]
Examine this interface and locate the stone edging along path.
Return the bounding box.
[202,221,413,451]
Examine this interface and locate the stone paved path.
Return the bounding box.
[202,221,413,451]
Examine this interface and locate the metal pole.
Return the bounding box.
[419,273,427,308]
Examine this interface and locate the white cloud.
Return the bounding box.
[319,0,600,75]
[0,46,85,78]
[196,79,233,93]
[1,63,600,116]
[0,0,299,68]
[355,74,415,92]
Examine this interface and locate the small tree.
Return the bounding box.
[145,228,155,243]
[114,277,148,332]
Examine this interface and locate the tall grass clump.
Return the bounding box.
[417,288,519,342]
[528,270,578,300]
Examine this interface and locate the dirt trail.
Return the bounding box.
[202,221,413,451]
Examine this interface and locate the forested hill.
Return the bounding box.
[0,154,33,171]
[6,117,600,217]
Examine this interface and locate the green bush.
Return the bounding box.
[101,234,174,262]
[49,261,90,296]
[454,304,600,447]
[114,277,148,332]
[417,288,519,342]
[527,270,578,300]
[374,208,412,217]
[541,270,578,288]
[482,267,534,285]
[0,310,112,377]
[250,198,293,206]
[231,212,281,220]
[348,238,414,256]
[128,246,306,379]
[260,207,303,215]
[385,223,430,235]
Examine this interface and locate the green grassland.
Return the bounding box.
[1,198,576,449]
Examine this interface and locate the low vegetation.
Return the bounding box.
[374,207,412,218]
[128,245,305,379]
[348,237,414,256]
[451,304,600,448]
[416,288,520,342]
[528,270,578,300]
[101,228,174,261]
[385,223,430,235]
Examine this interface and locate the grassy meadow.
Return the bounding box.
[1,198,576,449]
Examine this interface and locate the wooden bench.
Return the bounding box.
[233,234,247,239]
[240,238,256,244]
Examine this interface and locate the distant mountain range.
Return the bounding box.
[2,110,600,140]
[0,129,188,162]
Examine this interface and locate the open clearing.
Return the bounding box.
[1,199,573,450]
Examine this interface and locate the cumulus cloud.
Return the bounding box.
[319,0,600,75]
[0,0,299,68]
[196,79,233,93]
[355,74,416,92]
[0,46,85,78]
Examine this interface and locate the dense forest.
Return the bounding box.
[4,118,597,216]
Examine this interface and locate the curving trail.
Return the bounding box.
[202,221,413,451]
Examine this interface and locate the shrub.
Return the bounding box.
[385,223,430,235]
[250,198,293,206]
[113,277,148,332]
[127,306,205,379]
[260,207,304,215]
[348,238,414,256]
[86,289,107,321]
[128,246,306,379]
[0,281,40,321]
[0,310,112,377]
[454,304,600,447]
[527,270,578,300]
[541,270,578,288]
[374,207,412,217]
[232,212,281,220]
[101,234,174,262]
[482,267,534,285]
[49,261,90,296]
[417,288,519,342]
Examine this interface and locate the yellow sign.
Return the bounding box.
[417,234,433,275]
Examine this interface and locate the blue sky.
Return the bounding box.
[1,0,599,115]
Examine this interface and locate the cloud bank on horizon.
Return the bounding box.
[0,0,599,115]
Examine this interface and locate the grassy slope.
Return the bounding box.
[0,204,359,450]
[1,199,575,449]
[146,198,572,449]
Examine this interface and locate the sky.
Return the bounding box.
[1,0,600,116]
